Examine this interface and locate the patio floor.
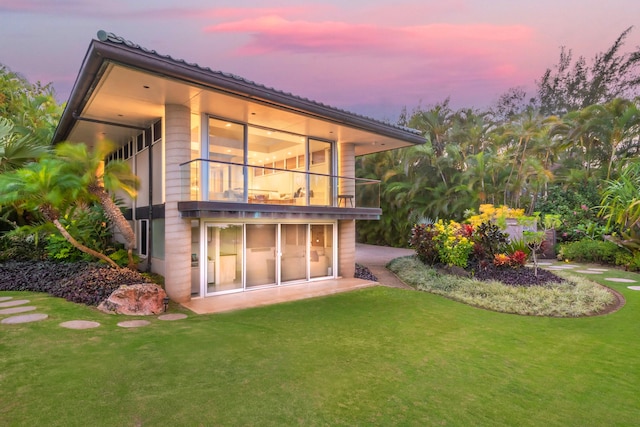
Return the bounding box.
[181,277,377,314]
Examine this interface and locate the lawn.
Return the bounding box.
[1,266,640,426]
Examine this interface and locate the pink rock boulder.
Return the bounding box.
[98,284,167,316]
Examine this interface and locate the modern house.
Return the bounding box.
[53,31,424,303]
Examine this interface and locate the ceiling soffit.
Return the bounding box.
[68,62,421,156]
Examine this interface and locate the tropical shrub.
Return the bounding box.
[45,203,116,262]
[432,220,474,267]
[474,222,510,259]
[0,230,47,261]
[557,239,623,264]
[536,183,606,242]
[411,219,528,270]
[409,222,440,264]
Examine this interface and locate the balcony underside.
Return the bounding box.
[178,201,381,220]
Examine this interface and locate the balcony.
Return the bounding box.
[178,159,381,219]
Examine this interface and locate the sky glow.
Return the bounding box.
[1,0,639,120]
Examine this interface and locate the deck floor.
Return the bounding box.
[181,278,376,314]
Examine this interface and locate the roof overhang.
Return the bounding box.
[53,31,424,155]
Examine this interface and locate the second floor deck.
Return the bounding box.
[178,159,382,220]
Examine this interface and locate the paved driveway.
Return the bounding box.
[355,244,415,289]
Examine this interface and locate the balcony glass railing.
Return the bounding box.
[180,159,380,209]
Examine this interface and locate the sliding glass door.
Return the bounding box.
[245,224,277,288]
[205,224,243,295]
[281,224,307,282]
[199,222,335,296]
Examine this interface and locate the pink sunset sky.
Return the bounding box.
[1,0,639,120]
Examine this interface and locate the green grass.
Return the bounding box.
[387,256,615,317]
[2,268,640,426]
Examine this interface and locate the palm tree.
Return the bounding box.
[0,158,120,268]
[599,160,640,252]
[0,117,49,172]
[54,141,140,269]
[567,98,640,181]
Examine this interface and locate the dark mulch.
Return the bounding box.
[436,263,564,287]
[0,261,151,306]
[355,263,378,281]
[473,265,565,286]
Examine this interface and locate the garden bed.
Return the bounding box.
[388,256,618,317]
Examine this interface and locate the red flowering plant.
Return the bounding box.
[493,253,511,267]
[508,250,527,268]
[493,251,528,268]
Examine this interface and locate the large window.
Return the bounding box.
[208,118,245,200]
[205,117,334,205]
[247,126,306,203]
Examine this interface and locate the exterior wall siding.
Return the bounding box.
[163,104,192,302]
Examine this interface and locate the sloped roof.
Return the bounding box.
[54,30,424,149]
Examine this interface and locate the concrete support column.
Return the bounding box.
[338,143,356,278]
[164,104,192,302]
[338,219,356,278]
[338,143,355,204]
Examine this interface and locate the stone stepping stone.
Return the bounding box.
[627,286,640,291]
[537,262,553,266]
[0,296,13,302]
[60,320,101,329]
[0,299,30,308]
[604,278,637,283]
[575,270,603,274]
[587,268,609,272]
[0,306,37,315]
[1,313,48,324]
[117,320,151,328]
[158,313,187,321]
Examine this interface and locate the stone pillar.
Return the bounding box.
[163,104,192,302]
[338,219,356,278]
[338,143,356,278]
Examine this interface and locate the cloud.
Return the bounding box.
[199,13,540,111]
[204,16,534,58]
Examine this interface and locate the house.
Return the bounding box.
[53,30,424,303]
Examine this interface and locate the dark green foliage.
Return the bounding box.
[0,232,47,261]
[0,64,62,145]
[108,248,140,268]
[46,233,89,262]
[557,239,623,264]
[0,261,151,305]
[409,223,440,264]
[612,250,640,272]
[536,183,607,242]
[44,203,117,262]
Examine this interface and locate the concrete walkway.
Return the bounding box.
[355,243,415,290]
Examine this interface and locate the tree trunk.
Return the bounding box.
[48,215,120,269]
[90,185,137,269]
